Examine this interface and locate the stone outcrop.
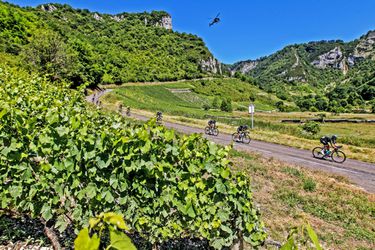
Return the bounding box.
[230,60,258,75]
[40,4,57,12]
[156,15,173,30]
[200,57,222,75]
[110,15,125,22]
[312,46,344,69]
[93,13,103,21]
[354,31,375,59]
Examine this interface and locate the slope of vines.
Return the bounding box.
[0,67,266,249]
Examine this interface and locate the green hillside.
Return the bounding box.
[231,33,375,112]
[103,78,292,119]
[0,2,219,86]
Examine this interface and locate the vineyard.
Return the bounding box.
[0,66,267,248]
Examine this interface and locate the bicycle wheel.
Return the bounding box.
[312,147,325,159]
[205,126,210,135]
[232,132,240,142]
[242,133,251,144]
[331,150,346,163]
[213,128,219,136]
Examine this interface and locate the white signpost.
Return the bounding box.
[249,104,255,129]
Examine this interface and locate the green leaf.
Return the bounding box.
[306,223,322,250]
[0,107,8,119]
[220,225,233,234]
[164,130,175,141]
[55,215,68,232]
[185,202,196,218]
[103,213,128,230]
[141,140,151,154]
[109,226,136,250]
[41,203,53,221]
[215,180,226,193]
[86,183,97,199]
[280,236,296,250]
[56,126,69,137]
[74,228,100,250]
[220,168,230,179]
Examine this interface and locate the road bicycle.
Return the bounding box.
[312,145,346,163]
[156,112,163,124]
[204,125,219,136]
[232,131,251,144]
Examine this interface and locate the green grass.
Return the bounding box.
[105,78,283,118]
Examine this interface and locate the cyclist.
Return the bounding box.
[208,119,216,128]
[237,125,248,133]
[126,106,130,116]
[156,111,163,122]
[320,135,337,156]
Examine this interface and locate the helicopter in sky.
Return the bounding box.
[209,13,220,27]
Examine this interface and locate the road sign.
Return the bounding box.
[249,104,255,129]
[249,104,255,114]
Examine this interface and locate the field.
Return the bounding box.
[102,78,290,118]
[230,150,375,250]
[103,79,375,162]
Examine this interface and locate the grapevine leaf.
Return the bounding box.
[109,226,136,250]
[74,228,100,250]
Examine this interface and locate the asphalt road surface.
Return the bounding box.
[88,90,375,193]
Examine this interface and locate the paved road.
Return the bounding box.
[88,90,375,193]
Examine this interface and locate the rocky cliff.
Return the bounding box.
[230,30,375,87]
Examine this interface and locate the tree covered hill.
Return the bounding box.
[230,32,375,112]
[0,2,221,86]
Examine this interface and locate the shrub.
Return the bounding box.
[303,178,317,192]
[211,97,220,109]
[220,98,233,112]
[301,121,321,135]
[202,103,211,110]
[275,101,286,112]
[0,67,266,249]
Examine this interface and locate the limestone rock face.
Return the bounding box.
[312,47,344,69]
[156,15,173,30]
[40,4,57,12]
[200,57,222,74]
[354,31,375,59]
[93,13,103,21]
[231,60,258,75]
[111,15,125,22]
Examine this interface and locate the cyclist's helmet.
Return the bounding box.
[157,111,162,115]
[243,125,248,130]
[331,135,337,143]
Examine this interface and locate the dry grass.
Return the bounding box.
[229,151,375,250]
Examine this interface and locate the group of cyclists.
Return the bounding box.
[119,106,345,162]
[205,119,344,161]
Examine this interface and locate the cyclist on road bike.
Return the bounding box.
[208,120,216,128]
[156,111,163,121]
[320,135,337,156]
[237,125,249,133]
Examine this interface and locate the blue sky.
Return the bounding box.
[6,0,375,64]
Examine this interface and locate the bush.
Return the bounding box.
[211,97,220,109]
[309,106,319,112]
[301,121,321,135]
[202,103,211,110]
[0,67,266,249]
[275,101,286,112]
[303,178,317,192]
[371,100,375,113]
[220,98,233,112]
